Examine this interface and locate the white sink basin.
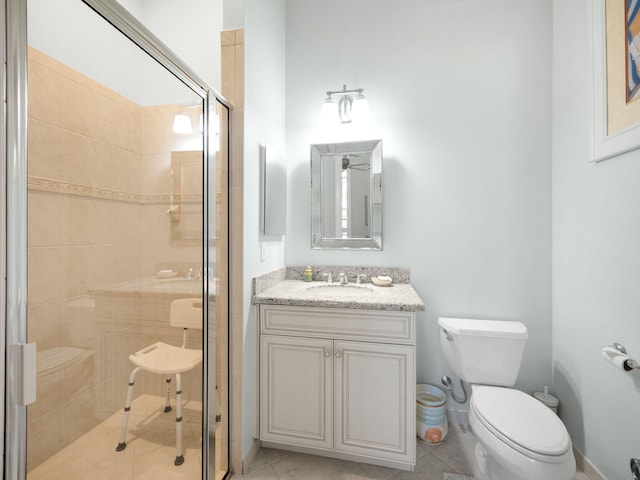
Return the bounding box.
[305,284,374,297]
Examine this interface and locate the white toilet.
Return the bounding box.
[438,317,576,480]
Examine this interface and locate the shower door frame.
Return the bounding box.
[2,0,232,478]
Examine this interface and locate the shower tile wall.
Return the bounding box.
[26,47,203,469]
[221,28,244,474]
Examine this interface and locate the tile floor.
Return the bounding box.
[27,401,592,480]
[27,394,203,480]
[233,422,592,480]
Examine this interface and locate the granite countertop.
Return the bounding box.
[252,279,425,312]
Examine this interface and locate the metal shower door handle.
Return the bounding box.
[9,342,36,406]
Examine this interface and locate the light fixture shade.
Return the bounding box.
[351,95,370,124]
[321,99,339,127]
[172,113,193,134]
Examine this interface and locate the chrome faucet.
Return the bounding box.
[338,272,348,285]
[322,272,333,284]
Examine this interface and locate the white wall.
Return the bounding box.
[242,0,286,457]
[285,0,553,396]
[28,0,221,106]
[553,2,640,479]
[133,0,222,94]
[28,0,145,102]
[223,0,244,30]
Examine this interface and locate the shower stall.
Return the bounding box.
[2,0,230,479]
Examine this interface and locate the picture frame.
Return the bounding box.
[590,0,640,161]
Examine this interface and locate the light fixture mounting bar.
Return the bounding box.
[325,84,363,98]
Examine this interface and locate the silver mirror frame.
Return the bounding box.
[311,139,383,250]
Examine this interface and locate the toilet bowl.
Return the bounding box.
[469,385,575,479]
[438,317,575,480]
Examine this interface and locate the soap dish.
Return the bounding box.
[156,269,178,279]
[371,275,393,287]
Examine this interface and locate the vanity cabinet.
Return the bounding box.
[259,305,416,470]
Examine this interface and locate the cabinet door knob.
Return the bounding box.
[335,351,341,358]
[324,349,331,357]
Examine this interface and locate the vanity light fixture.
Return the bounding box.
[321,84,370,126]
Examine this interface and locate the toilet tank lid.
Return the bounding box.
[438,317,528,339]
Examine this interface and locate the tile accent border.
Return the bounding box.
[28,176,202,205]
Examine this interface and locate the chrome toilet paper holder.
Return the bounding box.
[611,343,640,371]
[631,458,640,480]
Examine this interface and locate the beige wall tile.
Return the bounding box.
[29,368,64,421]
[221,46,237,105]
[27,119,66,180]
[64,131,114,188]
[67,196,112,246]
[112,147,143,193]
[221,30,236,46]
[63,80,115,145]
[142,204,172,245]
[28,60,66,126]
[143,108,176,155]
[63,350,95,402]
[62,63,120,103]
[63,296,97,347]
[62,389,100,446]
[66,245,110,297]
[142,153,172,195]
[28,300,65,349]
[28,46,66,74]
[112,98,144,154]
[108,244,144,284]
[27,404,64,469]
[110,202,144,246]
[28,191,68,247]
[28,246,69,305]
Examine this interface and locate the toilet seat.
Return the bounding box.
[471,385,571,461]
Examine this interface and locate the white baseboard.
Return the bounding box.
[574,448,606,480]
[446,410,605,480]
[242,439,261,475]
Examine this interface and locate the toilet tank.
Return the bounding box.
[438,317,528,387]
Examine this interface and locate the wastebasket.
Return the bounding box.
[416,384,448,444]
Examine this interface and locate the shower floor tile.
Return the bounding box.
[28,394,203,480]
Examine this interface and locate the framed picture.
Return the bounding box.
[591,0,640,161]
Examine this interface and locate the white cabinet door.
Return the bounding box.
[260,335,333,449]
[333,340,415,464]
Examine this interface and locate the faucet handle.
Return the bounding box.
[355,274,365,284]
[338,272,347,284]
[322,272,333,284]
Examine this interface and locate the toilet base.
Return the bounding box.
[469,407,575,480]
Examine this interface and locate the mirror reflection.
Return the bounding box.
[311,139,382,250]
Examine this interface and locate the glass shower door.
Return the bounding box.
[3,0,230,479]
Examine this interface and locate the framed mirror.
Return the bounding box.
[311,139,382,249]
